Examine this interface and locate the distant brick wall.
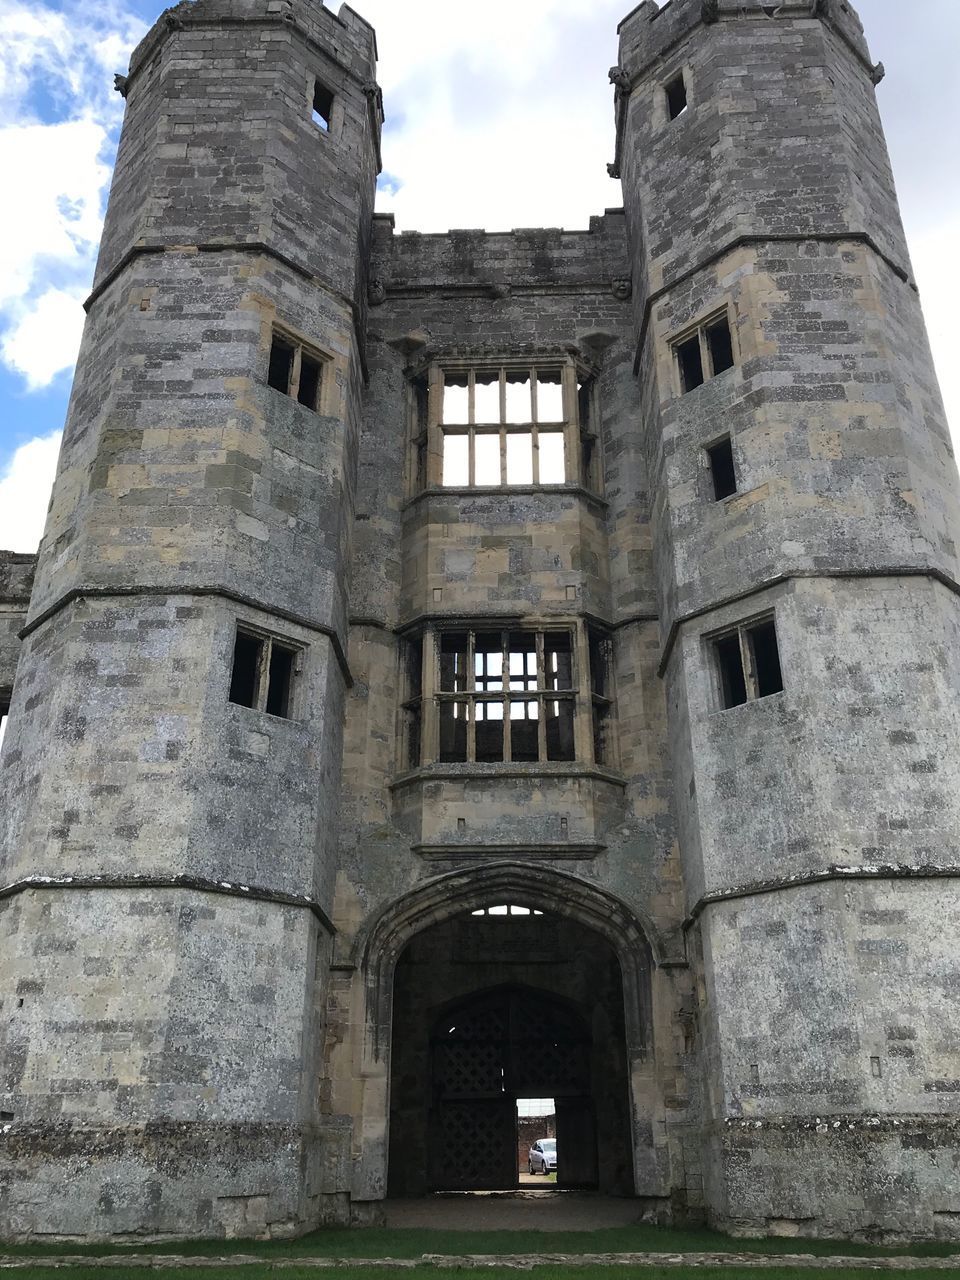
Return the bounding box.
[517,1115,556,1172]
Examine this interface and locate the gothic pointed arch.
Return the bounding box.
[353,861,664,1061]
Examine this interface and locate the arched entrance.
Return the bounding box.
[386,900,636,1196]
[343,863,672,1206]
[429,985,596,1191]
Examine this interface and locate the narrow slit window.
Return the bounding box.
[0,692,10,754]
[715,634,748,710]
[706,317,735,375]
[676,335,704,393]
[229,632,262,709]
[298,353,322,410]
[713,616,784,711]
[665,72,688,120]
[402,637,423,769]
[229,627,299,720]
[268,336,294,394]
[312,80,334,131]
[265,644,296,718]
[707,437,737,501]
[748,620,784,698]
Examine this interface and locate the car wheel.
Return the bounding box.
[528,1162,533,1174]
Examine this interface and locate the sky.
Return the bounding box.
[0,0,957,553]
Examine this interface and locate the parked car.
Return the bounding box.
[528,1138,557,1174]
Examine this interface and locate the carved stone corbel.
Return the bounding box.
[367,279,387,308]
[870,62,886,86]
[113,74,129,98]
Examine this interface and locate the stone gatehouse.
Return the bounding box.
[1,0,959,1244]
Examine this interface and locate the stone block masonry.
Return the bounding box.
[1,0,958,1244]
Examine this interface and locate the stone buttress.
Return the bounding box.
[0,0,380,1238]
[615,0,960,1239]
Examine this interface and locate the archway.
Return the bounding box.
[386,901,636,1196]
[345,863,668,1205]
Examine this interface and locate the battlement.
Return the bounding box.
[617,0,870,82]
[127,0,377,88]
[370,210,629,297]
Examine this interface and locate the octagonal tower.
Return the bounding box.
[615,0,960,1237]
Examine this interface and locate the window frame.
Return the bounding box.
[266,325,329,413]
[409,356,601,497]
[671,306,738,396]
[228,625,302,721]
[399,621,616,770]
[708,613,784,711]
[0,687,10,755]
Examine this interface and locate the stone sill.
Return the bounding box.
[390,762,626,790]
[403,484,608,512]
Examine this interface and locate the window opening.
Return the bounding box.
[268,336,294,394]
[673,311,736,395]
[749,620,784,698]
[665,72,688,120]
[676,335,704,393]
[470,904,545,916]
[401,636,423,769]
[298,353,322,410]
[267,329,325,411]
[713,617,783,710]
[435,628,577,765]
[706,317,735,375]
[588,628,615,765]
[437,364,569,489]
[229,627,299,720]
[265,644,296,718]
[707,436,737,501]
[312,79,334,131]
[0,691,10,754]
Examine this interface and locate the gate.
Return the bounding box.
[428,986,593,1191]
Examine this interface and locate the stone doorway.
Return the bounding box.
[387,904,634,1197]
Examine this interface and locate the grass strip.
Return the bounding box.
[2,1265,958,1280]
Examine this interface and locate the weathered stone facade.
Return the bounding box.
[1,0,958,1245]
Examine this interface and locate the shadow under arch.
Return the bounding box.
[354,861,663,1064]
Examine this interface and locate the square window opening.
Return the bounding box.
[676,335,704,393]
[706,316,735,376]
[312,80,334,131]
[708,436,737,501]
[229,628,299,720]
[665,72,688,120]
[715,634,748,710]
[748,621,784,699]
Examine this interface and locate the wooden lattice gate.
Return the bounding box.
[428,987,593,1191]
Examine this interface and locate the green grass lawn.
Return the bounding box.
[5,1266,957,1280]
[2,1222,958,1262]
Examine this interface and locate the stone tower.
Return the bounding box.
[614,0,960,1234]
[1,0,958,1245]
[0,0,381,1237]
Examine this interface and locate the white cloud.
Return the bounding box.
[0,0,146,391]
[1,286,87,390]
[0,431,61,552]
